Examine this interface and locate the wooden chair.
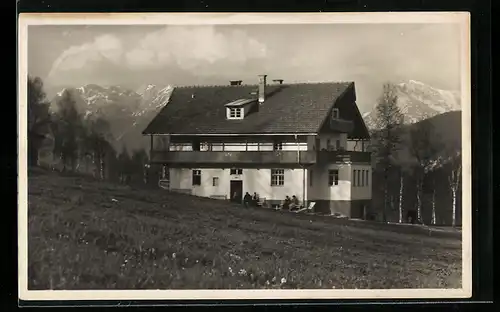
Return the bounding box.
[295,201,316,213]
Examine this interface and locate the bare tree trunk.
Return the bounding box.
[100,154,104,180]
[416,179,422,224]
[383,187,388,223]
[398,173,404,223]
[451,189,457,227]
[431,187,436,225]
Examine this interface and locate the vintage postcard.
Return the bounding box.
[18,12,471,301]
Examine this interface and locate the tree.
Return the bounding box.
[372,83,405,222]
[117,145,131,184]
[51,89,84,172]
[130,149,149,184]
[82,116,113,179]
[409,118,441,224]
[27,76,51,167]
[447,151,462,227]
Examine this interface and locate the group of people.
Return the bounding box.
[243,192,265,207]
[281,195,302,211]
[235,191,301,210]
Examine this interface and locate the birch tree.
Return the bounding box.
[372,83,405,222]
[409,118,440,224]
[447,151,462,227]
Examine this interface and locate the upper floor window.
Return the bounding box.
[273,142,283,151]
[332,108,340,119]
[271,169,285,186]
[229,108,242,119]
[328,169,339,186]
[213,177,219,186]
[353,169,357,186]
[230,168,243,175]
[192,170,201,186]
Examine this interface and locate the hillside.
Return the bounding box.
[28,168,462,290]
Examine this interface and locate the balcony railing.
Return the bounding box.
[150,150,371,166]
[150,150,317,167]
[330,118,354,133]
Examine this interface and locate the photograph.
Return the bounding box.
[18,12,471,301]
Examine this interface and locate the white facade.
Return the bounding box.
[168,167,308,202]
[350,164,372,200]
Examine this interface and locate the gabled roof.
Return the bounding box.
[142,81,366,136]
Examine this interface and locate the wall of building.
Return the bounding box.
[168,167,308,203]
[350,163,372,200]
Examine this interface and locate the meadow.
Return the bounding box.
[27,168,462,290]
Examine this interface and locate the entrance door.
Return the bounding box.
[230,180,243,203]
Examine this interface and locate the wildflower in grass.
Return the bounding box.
[281,277,287,284]
[238,269,247,276]
[272,277,276,283]
[265,280,270,286]
[172,253,176,259]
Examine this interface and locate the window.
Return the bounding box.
[230,168,243,175]
[332,108,339,119]
[328,169,339,186]
[309,170,313,186]
[273,142,283,151]
[361,170,365,186]
[357,170,361,187]
[192,170,201,186]
[229,108,242,118]
[353,169,357,186]
[212,177,219,186]
[365,170,369,187]
[271,169,285,186]
[336,140,340,150]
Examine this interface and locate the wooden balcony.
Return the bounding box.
[330,118,354,133]
[150,150,371,167]
[150,150,317,168]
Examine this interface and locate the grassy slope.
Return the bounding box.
[28,168,462,290]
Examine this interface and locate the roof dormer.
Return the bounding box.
[225,98,258,120]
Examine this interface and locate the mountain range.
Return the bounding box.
[48,80,461,154]
[362,80,461,128]
[50,84,174,153]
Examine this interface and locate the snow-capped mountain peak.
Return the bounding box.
[50,83,174,151]
[363,80,461,129]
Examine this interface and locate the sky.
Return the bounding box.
[27,23,463,112]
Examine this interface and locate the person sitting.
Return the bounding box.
[243,192,252,208]
[252,192,260,206]
[289,195,300,211]
[281,196,291,210]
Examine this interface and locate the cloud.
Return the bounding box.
[47,26,268,85]
[47,34,123,83]
[125,26,267,73]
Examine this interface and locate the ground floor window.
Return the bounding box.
[328,169,339,186]
[192,169,201,186]
[365,170,369,186]
[271,169,285,186]
[212,176,219,186]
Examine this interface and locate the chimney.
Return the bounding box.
[258,74,267,103]
[230,80,242,86]
[273,79,284,85]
